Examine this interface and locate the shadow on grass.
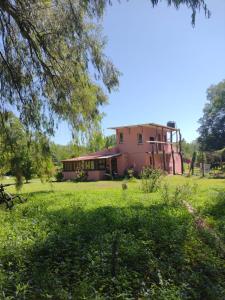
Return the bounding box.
[205,190,225,218]
[1,201,225,299]
[202,190,225,237]
[23,190,56,197]
[207,174,225,179]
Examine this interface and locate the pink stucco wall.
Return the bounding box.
[63,170,106,181]
[87,170,106,181]
[115,126,182,175]
[63,171,76,180]
[62,124,183,179]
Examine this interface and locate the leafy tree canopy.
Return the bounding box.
[198,80,225,151]
[181,139,199,160]
[50,142,87,164]
[0,111,54,187]
[0,0,210,137]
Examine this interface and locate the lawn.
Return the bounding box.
[0,176,224,299]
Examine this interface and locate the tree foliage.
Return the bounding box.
[0,111,55,187]
[50,142,87,164]
[0,0,209,136]
[0,111,26,184]
[198,80,225,151]
[86,129,106,152]
[182,139,199,160]
[86,129,116,153]
[0,0,120,136]
[105,134,116,149]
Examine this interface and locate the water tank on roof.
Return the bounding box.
[167,121,176,128]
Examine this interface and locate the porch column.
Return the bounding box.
[109,158,112,178]
[170,131,175,175]
[178,130,184,174]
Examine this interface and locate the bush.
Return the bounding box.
[160,182,198,204]
[127,168,134,179]
[173,182,198,203]
[74,170,88,182]
[160,182,170,202]
[124,167,138,180]
[55,170,64,182]
[140,167,163,193]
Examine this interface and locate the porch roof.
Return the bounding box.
[108,122,179,131]
[62,152,121,162]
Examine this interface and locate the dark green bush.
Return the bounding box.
[55,170,64,182]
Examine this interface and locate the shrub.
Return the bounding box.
[127,168,134,179]
[124,167,138,180]
[160,182,198,205]
[122,183,128,190]
[173,182,198,203]
[55,170,64,182]
[160,182,170,202]
[74,170,88,182]
[140,167,163,193]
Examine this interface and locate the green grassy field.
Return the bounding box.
[0,176,224,299]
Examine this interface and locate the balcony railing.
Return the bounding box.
[146,140,179,154]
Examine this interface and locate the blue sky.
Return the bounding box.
[53,0,225,144]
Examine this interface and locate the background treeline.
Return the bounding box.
[51,133,116,164]
[1,78,225,185]
[0,111,116,186]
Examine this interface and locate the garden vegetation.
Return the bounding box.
[0,176,224,299]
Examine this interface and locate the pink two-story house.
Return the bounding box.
[62,122,183,181]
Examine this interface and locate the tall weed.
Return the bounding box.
[161,182,198,204]
[140,167,163,193]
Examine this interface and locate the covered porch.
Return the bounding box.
[62,152,121,181]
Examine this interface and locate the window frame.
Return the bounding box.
[63,159,106,171]
[137,133,143,144]
[149,136,155,143]
[119,132,124,144]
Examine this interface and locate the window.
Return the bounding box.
[98,159,106,170]
[64,162,73,171]
[64,159,106,171]
[90,160,94,170]
[119,132,124,144]
[94,159,106,170]
[84,161,90,170]
[82,160,95,170]
[137,133,143,144]
[149,136,155,143]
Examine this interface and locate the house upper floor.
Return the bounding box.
[109,122,181,154]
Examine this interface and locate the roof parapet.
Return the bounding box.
[108,122,179,131]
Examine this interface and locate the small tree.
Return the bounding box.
[22,155,34,183]
[189,152,197,176]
